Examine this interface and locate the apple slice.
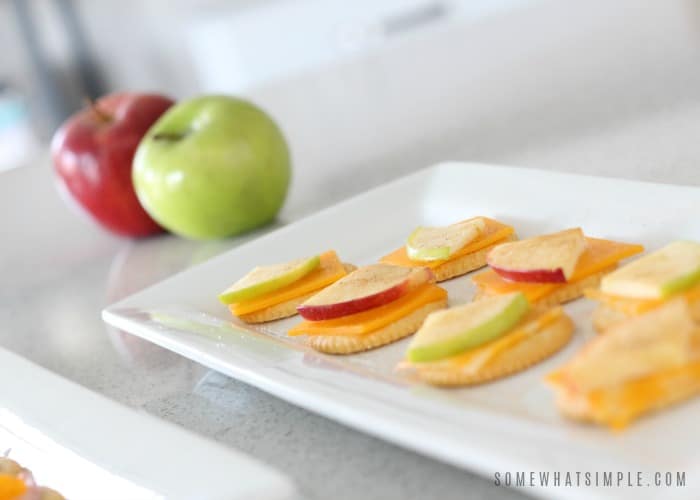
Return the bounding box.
[219,255,320,304]
[406,218,486,261]
[297,264,434,320]
[601,240,700,299]
[549,299,695,393]
[407,292,529,362]
[487,228,586,283]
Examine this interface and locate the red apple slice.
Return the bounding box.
[487,228,586,283]
[297,264,434,320]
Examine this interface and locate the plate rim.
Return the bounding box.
[0,347,297,500]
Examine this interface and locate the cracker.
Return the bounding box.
[433,233,517,282]
[411,312,573,386]
[307,299,447,354]
[592,294,700,333]
[591,304,629,333]
[690,296,700,323]
[236,262,356,324]
[237,292,316,324]
[474,269,610,308]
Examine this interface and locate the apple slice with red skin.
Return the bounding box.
[487,228,586,283]
[297,264,434,320]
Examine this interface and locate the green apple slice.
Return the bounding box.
[407,292,529,362]
[600,241,700,299]
[406,218,486,262]
[219,255,320,304]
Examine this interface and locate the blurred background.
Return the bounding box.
[2,0,700,212]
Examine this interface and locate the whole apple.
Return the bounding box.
[51,92,174,237]
[132,95,291,239]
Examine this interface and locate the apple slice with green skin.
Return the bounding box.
[407,292,529,362]
[406,218,486,262]
[487,228,586,283]
[218,255,320,304]
[601,240,700,299]
[297,264,434,320]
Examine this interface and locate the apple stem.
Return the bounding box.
[84,97,111,123]
[151,132,185,141]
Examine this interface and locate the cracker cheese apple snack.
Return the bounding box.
[585,240,700,332]
[288,264,447,354]
[220,251,354,323]
[547,299,700,430]
[0,454,65,500]
[399,292,573,386]
[472,228,643,308]
[380,217,516,281]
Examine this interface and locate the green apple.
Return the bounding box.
[406,218,486,262]
[219,255,320,304]
[133,95,290,239]
[407,292,529,362]
[601,240,700,299]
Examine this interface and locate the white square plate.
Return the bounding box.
[103,163,700,500]
[0,348,295,500]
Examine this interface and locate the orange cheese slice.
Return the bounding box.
[587,359,700,429]
[230,251,347,316]
[414,308,564,370]
[288,284,447,336]
[585,282,700,316]
[0,475,27,499]
[472,237,644,302]
[380,217,514,269]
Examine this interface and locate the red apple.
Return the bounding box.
[487,228,586,283]
[51,92,174,237]
[297,264,434,320]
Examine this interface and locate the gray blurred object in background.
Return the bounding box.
[8,0,105,135]
[1,0,106,170]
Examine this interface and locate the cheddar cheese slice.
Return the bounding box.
[230,251,347,316]
[586,282,700,316]
[472,237,644,302]
[288,284,447,336]
[587,360,700,429]
[0,475,27,499]
[381,217,514,269]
